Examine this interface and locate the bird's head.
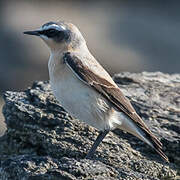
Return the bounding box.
[24,21,86,52]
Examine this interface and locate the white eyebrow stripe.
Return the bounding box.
[41,24,66,31]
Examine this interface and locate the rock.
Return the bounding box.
[0,72,179,180]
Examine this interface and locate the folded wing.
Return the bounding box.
[63,52,169,162]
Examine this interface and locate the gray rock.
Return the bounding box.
[0,72,179,180]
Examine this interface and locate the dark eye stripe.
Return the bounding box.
[39,28,69,42]
[39,29,59,37]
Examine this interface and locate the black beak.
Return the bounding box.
[23,30,40,36]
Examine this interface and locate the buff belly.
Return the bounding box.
[49,61,112,130]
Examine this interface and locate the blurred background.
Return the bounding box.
[0,0,180,136]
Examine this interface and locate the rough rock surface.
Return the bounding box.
[0,72,179,180]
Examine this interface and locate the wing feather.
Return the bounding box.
[63,52,169,162]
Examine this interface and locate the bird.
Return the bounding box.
[24,21,169,162]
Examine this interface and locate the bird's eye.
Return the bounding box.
[39,28,67,42]
[44,29,58,37]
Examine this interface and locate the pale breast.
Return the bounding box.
[48,54,112,130]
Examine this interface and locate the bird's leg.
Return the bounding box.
[85,129,110,159]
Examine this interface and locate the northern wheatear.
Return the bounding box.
[24,21,168,162]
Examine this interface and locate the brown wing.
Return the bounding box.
[63,52,169,162]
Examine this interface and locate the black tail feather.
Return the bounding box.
[141,128,169,163]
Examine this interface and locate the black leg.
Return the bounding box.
[85,129,110,159]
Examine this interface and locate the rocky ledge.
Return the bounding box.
[0,72,179,180]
